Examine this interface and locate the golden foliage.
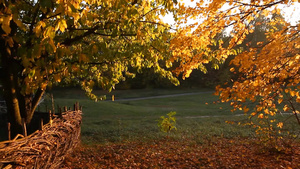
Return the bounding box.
[166,0,300,138]
[0,0,181,99]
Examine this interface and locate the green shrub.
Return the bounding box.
[157,111,177,133]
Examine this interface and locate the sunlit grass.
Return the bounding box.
[3,88,295,144]
[45,88,258,144]
[2,89,299,144]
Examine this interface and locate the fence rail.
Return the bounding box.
[0,102,82,169]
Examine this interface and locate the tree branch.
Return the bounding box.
[140,20,175,30]
[227,0,284,8]
[140,5,162,18]
[94,32,137,37]
[26,3,40,47]
[29,88,46,124]
[61,25,101,46]
[288,98,300,125]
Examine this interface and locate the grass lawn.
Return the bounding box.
[19,88,300,168]
[46,88,256,144]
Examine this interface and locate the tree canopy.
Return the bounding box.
[170,0,300,136]
[0,0,185,132]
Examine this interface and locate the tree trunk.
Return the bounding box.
[0,38,23,137]
[0,55,45,138]
[0,65,45,137]
[0,3,47,138]
[0,31,45,139]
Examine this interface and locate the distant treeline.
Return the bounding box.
[117,13,283,90]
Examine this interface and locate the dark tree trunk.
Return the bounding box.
[0,19,45,138]
[0,37,23,137]
[0,57,45,137]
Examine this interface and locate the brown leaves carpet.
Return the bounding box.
[62,138,300,169]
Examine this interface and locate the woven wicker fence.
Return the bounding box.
[0,107,82,169]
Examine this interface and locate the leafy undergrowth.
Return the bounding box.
[62,137,300,169]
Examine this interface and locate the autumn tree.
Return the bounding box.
[3,0,299,140]
[0,0,187,135]
[170,0,300,138]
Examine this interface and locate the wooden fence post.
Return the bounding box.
[51,93,55,115]
[49,110,53,126]
[40,118,44,130]
[7,122,11,140]
[74,102,79,111]
[59,107,62,118]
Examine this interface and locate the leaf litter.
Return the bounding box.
[62,137,299,168]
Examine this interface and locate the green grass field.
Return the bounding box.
[1,88,298,145]
[42,88,260,145]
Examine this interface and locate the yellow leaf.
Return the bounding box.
[285,89,289,93]
[296,96,300,103]
[251,112,256,116]
[283,105,289,112]
[58,19,68,32]
[137,29,142,40]
[264,109,269,114]
[257,106,263,112]
[54,75,61,82]
[253,80,259,87]
[290,90,296,97]
[243,106,249,113]
[73,13,80,22]
[13,14,25,31]
[34,21,46,36]
[1,15,12,34]
[278,98,283,104]
[6,37,14,47]
[44,26,55,39]
[48,39,56,52]
[41,83,47,90]
[277,122,283,128]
